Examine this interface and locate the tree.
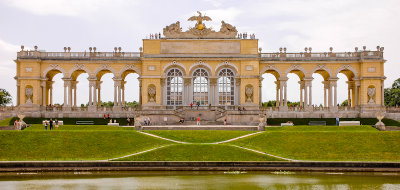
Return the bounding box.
[0,89,12,106]
[341,100,348,106]
[384,78,400,106]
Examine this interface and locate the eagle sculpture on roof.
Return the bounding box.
[188,11,212,30]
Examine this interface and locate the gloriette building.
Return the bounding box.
[10,12,387,124]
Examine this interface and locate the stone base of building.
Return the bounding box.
[1,105,399,125]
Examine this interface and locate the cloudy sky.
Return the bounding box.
[0,0,399,106]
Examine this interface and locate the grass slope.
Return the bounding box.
[25,124,134,131]
[116,144,283,161]
[265,125,377,132]
[230,129,400,162]
[0,131,171,161]
[0,117,13,127]
[143,130,255,143]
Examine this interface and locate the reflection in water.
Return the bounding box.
[0,171,399,190]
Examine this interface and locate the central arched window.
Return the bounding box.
[166,68,183,105]
[192,68,209,105]
[218,68,235,105]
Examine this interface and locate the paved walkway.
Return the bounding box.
[108,130,296,161]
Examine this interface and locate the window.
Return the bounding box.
[166,68,183,105]
[218,68,235,105]
[192,68,209,105]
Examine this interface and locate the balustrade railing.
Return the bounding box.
[17,51,141,60]
[260,50,383,61]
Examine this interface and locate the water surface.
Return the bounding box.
[0,171,399,189]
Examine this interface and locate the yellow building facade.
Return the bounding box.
[13,12,386,121]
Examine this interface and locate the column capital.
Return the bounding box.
[209,77,218,86]
[278,77,288,81]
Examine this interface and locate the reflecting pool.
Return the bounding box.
[0,171,399,189]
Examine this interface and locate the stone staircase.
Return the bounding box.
[173,106,227,125]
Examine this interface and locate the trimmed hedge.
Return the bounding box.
[266,118,400,126]
[9,117,134,125]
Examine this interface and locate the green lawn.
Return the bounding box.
[143,130,255,143]
[230,130,400,162]
[0,131,171,161]
[115,144,283,161]
[0,117,13,127]
[265,125,377,132]
[25,124,134,131]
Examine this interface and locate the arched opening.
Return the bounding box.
[337,72,354,107]
[70,70,89,108]
[286,73,301,108]
[261,70,279,107]
[45,70,64,107]
[165,68,184,106]
[192,68,209,105]
[311,69,330,109]
[217,68,235,106]
[122,72,140,107]
[75,73,89,107]
[97,71,115,107]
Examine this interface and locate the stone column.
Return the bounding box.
[308,82,312,106]
[113,77,122,109]
[41,81,46,106]
[304,82,308,107]
[49,86,53,105]
[328,81,332,108]
[323,81,328,107]
[16,81,20,106]
[381,80,384,106]
[63,78,72,111]
[275,81,280,107]
[96,81,102,106]
[355,80,360,107]
[209,77,218,106]
[299,81,305,107]
[334,83,337,107]
[235,78,241,106]
[184,77,191,105]
[284,81,288,107]
[122,81,126,106]
[160,78,165,105]
[259,77,263,106]
[71,81,78,107]
[279,81,284,107]
[138,78,142,105]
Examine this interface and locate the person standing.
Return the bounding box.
[127,118,131,126]
[197,102,200,110]
[197,116,200,125]
[49,118,53,130]
[44,120,48,131]
[224,117,227,126]
[336,117,340,126]
[55,119,59,130]
[14,119,18,130]
[190,102,193,109]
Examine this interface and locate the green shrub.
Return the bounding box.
[266,118,400,126]
[9,117,135,125]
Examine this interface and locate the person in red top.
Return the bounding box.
[196,116,200,125]
[190,102,193,109]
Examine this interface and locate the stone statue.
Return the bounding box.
[220,21,237,34]
[245,86,254,103]
[163,11,237,39]
[368,87,376,104]
[148,86,156,102]
[188,11,212,30]
[25,87,33,104]
[375,111,386,131]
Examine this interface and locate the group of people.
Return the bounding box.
[43,118,59,130]
[13,119,23,130]
[126,117,135,126]
[143,117,151,126]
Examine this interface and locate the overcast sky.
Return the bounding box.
[1,0,399,106]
